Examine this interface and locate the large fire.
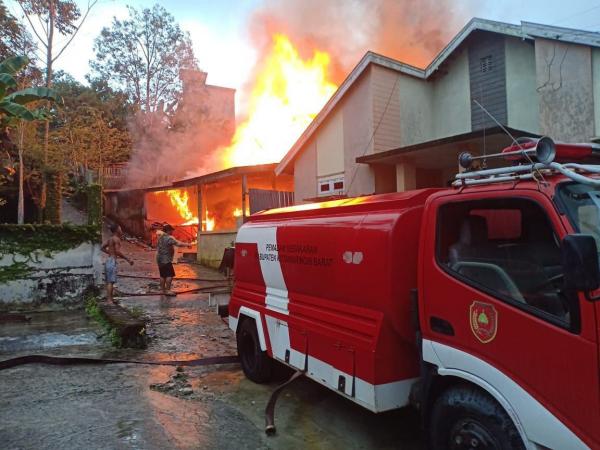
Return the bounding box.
[223,34,338,167]
[154,190,245,232]
[151,35,335,231]
[159,190,198,226]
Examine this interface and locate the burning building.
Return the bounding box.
[171,164,293,267]
[103,183,199,246]
[104,164,293,268]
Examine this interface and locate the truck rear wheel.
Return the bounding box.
[236,318,272,383]
[429,385,525,450]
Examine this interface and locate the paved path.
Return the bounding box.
[61,199,87,225]
[0,234,424,449]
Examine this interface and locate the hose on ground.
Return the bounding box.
[264,369,305,435]
[0,354,239,371]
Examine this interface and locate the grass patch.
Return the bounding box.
[127,305,144,319]
[85,296,122,348]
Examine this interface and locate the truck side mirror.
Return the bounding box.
[562,234,600,292]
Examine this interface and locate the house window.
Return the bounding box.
[318,176,345,196]
[480,55,493,73]
[320,181,331,193]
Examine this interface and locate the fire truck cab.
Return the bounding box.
[228,137,600,449]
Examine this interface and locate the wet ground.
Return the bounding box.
[0,236,423,449]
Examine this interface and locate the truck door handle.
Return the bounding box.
[430,316,455,336]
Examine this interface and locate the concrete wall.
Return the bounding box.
[505,37,539,133]
[344,68,375,197]
[198,231,237,268]
[294,139,318,202]
[592,48,600,138]
[396,163,416,192]
[398,73,433,147]
[432,48,471,139]
[536,39,595,142]
[316,108,345,177]
[371,65,402,153]
[0,243,102,311]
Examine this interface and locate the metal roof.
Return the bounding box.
[355,126,538,165]
[275,18,600,175]
[103,164,278,193]
[103,183,175,194]
[172,163,278,187]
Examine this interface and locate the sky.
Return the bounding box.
[7,0,600,100]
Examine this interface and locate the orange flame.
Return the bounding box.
[232,207,250,217]
[204,210,215,231]
[157,190,199,225]
[223,34,337,167]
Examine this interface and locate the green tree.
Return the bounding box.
[16,0,97,221]
[0,0,34,60]
[48,73,131,175]
[90,3,197,116]
[0,55,61,219]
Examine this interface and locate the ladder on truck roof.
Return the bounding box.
[453,137,600,188]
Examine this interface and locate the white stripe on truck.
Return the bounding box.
[242,308,416,412]
[236,226,290,315]
[235,225,418,412]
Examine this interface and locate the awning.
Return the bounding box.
[356,126,538,169]
[172,163,278,187]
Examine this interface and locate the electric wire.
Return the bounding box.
[346,73,401,195]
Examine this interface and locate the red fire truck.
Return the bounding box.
[228,137,600,449]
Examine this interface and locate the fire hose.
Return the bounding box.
[264,369,305,435]
[0,354,239,370]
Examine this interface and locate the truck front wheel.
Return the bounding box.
[236,318,272,383]
[429,385,525,450]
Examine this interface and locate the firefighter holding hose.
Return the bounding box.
[156,224,192,296]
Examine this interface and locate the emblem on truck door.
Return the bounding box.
[469,301,498,343]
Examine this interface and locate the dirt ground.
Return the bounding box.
[0,236,423,449]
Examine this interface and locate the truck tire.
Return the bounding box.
[236,318,272,383]
[429,385,525,450]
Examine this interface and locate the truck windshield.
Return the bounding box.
[557,183,600,251]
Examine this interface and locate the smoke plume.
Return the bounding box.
[250,0,480,81]
[124,0,479,187]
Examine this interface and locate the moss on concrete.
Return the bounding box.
[0,261,33,284]
[0,224,100,259]
[0,224,100,283]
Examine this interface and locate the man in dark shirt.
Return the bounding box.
[157,224,191,296]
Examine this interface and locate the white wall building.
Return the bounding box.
[276,19,600,201]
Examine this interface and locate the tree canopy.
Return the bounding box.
[49,72,131,172]
[90,4,197,114]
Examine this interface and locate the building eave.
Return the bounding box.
[172,163,278,187]
[356,126,539,165]
[521,21,600,47]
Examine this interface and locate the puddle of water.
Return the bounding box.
[0,331,100,353]
[116,418,143,448]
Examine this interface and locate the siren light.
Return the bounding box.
[458,136,556,169]
[459,136,600,170]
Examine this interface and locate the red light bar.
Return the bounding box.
[501,138,599,163]
[552,143,593,161]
